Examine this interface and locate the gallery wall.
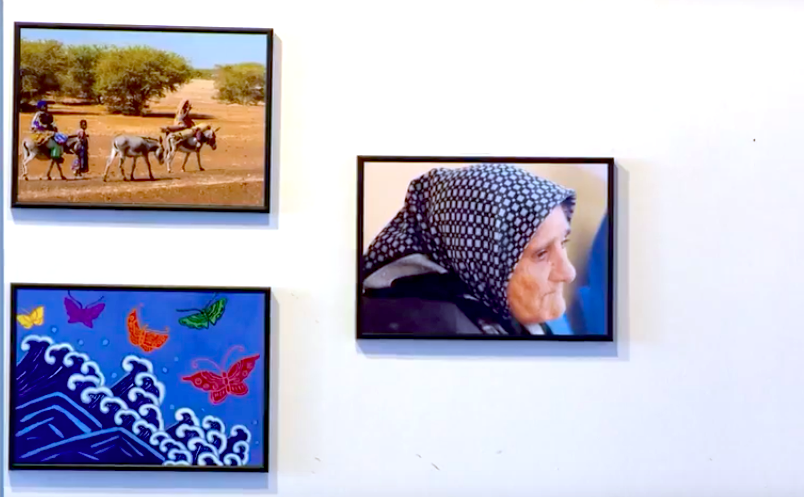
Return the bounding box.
[6,0,804,495]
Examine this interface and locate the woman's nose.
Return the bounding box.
[552,249,576,283]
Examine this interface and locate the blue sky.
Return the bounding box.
[21,28,268,68]
[14,287,268,466]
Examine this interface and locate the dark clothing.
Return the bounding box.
[72,129,89,174]
[361,272,552,336]
[31,111,55,132]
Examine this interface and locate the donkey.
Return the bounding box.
[19,135,82,181]
[102,135,166,182]
[164,126,219,173]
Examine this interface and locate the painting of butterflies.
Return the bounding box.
[10,283,269,472]
[17,306,44,329]
[177,295,228,329]
[127,307,169,353]
[182,345,260,404]
[64,292,105,328]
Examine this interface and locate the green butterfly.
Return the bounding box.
[177,295,228,329]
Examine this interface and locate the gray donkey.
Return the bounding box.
[163,126,219,173]
[102,135,166,182]
[19,135,82,181]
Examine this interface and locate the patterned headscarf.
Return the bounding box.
[363,164,576,321]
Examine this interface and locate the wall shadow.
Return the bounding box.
[7,471,270,494]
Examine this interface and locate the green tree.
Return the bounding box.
[19,39,68,103]
[213,63,266,105]
[62,44,108,102]
[93,46,195,115]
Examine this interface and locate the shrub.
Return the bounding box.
[213,63,266,105]
[19,39,68,103]
[62,44,107,102]
[93,46,194,115]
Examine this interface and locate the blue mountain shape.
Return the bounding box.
[14,392,107,459]
[18,427,166,465]
[17,392,103,432]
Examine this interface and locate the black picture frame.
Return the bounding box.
[11,22,273,213]
[356,155,616,342]
[9,282,271,473]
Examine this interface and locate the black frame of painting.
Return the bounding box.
[8,282,271,473]
[356,155,616,342]
[11,22,273,213]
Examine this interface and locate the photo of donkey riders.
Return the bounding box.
[14,24,270,208]
[10,285,268,470]
[360,160,611,338]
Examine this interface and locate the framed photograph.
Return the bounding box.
[357,156,615,341]
[9,283,270,472]
[11,22,273,212]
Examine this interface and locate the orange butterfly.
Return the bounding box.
[127,307,169,353]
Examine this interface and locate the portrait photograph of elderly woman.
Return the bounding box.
[357,157,613,340]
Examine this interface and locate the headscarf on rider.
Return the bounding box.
[175,99,193,126]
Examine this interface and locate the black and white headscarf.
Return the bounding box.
[363,163,576,322]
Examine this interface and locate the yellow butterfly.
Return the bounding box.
[17,306,44,329]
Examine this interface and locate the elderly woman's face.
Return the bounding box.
[507,205,576,324]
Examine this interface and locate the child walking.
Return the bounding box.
[72,120,89,177]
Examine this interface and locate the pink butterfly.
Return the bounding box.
[181,345,260,405]
[64,291,105,329]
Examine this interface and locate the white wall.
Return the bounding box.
[6,0,804,495]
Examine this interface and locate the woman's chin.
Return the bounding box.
[521,299,566,324]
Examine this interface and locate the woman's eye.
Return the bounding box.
[561,238,571,247]
[534,250,548,261]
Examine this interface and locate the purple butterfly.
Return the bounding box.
[64,291,105,328]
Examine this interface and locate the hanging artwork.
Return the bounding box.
[357,156,615,341]
[9,283,270,472]
[11,22,273,212]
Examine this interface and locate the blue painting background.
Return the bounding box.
[13,287,267,467]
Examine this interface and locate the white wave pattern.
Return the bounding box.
[44,343,74,366]
[21,334,53,352]
[133,419,159,437]
[167,448,193,463]
[169,410,252,466]
[203,415,227,453]
[206,430,228,455]
[231,441,250,465]
[174,408,199,427]
[159,438,188,453]
[149,431,171,447]
[123,355,153,374]
[138,404,165,431]
[187,437,217,453]
[20,337,254,468]
[128,387,159,407]
[176,424,205,441]
[198,452,223,466]
[96,392,126,412]
[134,372,166,405]
[67,373,101,391]
[24,336,106,388]
[113,408,139,426]
[63,351,87,368]
[202,415,226,433]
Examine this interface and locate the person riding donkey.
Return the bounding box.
[161,99,205,155]
[30,100,58,148]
